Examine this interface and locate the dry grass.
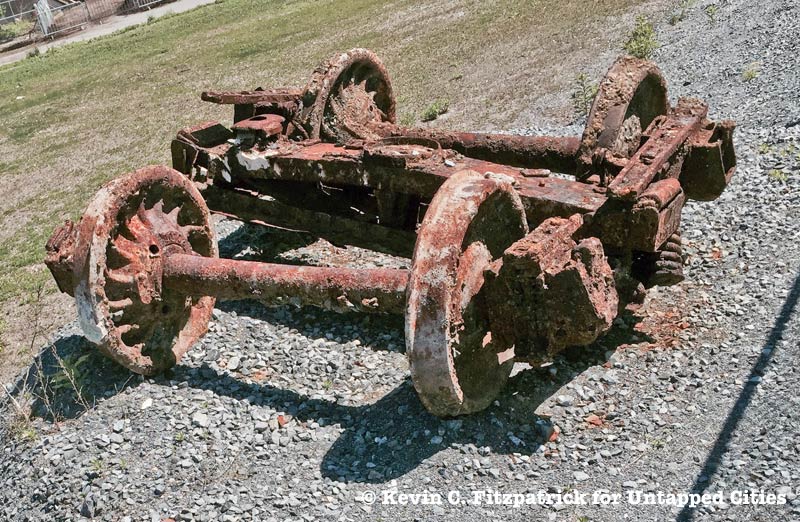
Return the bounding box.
[0,0,670,381]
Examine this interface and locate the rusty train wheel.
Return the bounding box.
[577,56,669,179]
[406,170,528,417]
[301,48,396,143]
[72,166,216,375]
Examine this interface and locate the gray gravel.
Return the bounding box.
[2,0,800,520]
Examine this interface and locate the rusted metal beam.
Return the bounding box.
[221,142,608,223]
[202,183,416,257]
[607,98,706,201]
[201,88,304,105]
[372,125,581,173]
[163,253,409,314]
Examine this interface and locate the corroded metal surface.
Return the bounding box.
[485,214,618,362]
[577,56,669,180]
[164,254,409,314]
[46,49,737,417]
[300,48,396,143]
[46,166,216,375]
[405,170,528,416]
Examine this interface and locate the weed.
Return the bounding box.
[399,113,416,127]
[741,62,760,82]
[175,431,186,443]
[49,349,92,409]
[624,15,659,59]
[578,517,591,522]
[768,169,788,182]
[421,100,450,122]
[322,379,333,390]
[26,47,40,59]
[704,4,718,25]
[2,381,37,442]
[780,144,797,156]
[9,416,37,441]
[571,73,598,117]
[669,0,694,25]
[758,142,773,155]
[90,458,104,472]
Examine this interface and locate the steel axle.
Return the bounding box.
[162,253,409,314]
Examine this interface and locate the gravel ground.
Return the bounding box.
[2,0,799,521]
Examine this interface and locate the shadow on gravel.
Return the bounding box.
[9,334,135,422]
[676,270,800,522]
[217,223,317,263]
[216,299,407,354]
[178,308,648,484]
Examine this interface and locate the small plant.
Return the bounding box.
[624,15,659,60]
[322,379,333,390]
[90,458,104,472]
[9,418,37,442]
[768,169,788,182]
[571,73,598,117]
[2,385,36,442]
[578,516,591,522]
[421,100,450,122]
[741,62,760,82]
[758,142,773,155]
[50,350,92,408]
[399,113,416,127]
[669,0,695,25]
[704,4,718,25]
[26,47,40,59]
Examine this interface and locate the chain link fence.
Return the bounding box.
[1,0,168,41]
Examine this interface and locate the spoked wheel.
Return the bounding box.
[406,170,529,417]
[301,48,396,143]
[72,166,216,375]
[577,56,669,179]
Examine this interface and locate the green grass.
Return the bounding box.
[421,99,450,122]
[0,19,34,42]
[0,0,654,358]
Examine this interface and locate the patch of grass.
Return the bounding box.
[624,15,659,59]
[768,169,788,182]
[398,112,416,127]
[571,73,598,117]
[741,62,760,82]
[704,3,718,25]
[421,99,450,122]
[669,0,694,25]
[9,416,37,442]
[0,19,34,42]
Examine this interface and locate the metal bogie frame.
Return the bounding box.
[46,49,736,417]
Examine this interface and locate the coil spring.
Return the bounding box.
[649,232,684,287]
